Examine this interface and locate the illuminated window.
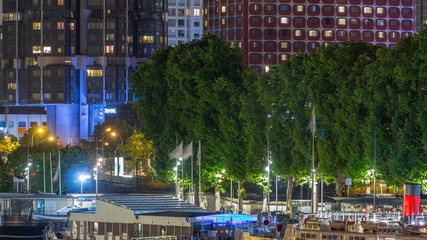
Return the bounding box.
[265,5,275,11]
[376,7,385,14]
[221,18,226,25]
[295,30,303,37]
[338,6,346,13]
[250,4,261,11]
[377,19,385,26]
[43,46,52,53]
[280,54,288,61]
[280,42,288,48]
[69,23,75,30]
[378,32,385,38]
[280,17,289,24]
[140,36,154,43]
[105,45,114,53]
[87,69,103,77]
[324,30,333,37]
[309,30,318,37]
[203,8,208,15]
[221,6,227,13]
[237,4,242,11]
[363,7,373,14]
[57,22,64,30]
[338,18,346,25]
[58,0,64,5]
[33,46,41,53]
[390,32,398,38]
[296,5,304,12]
[8,83,16,90]
[203,20,208,27]
[251,41,260,48]
[58,47,62,53]
[106,34,115,41]
[265,17,275,24]
[194,9,201,16]
[33,22,41,30]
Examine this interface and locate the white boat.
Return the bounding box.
[31,213,68,222]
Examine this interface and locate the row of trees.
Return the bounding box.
[0,119,155,193]
[130,30,427,212]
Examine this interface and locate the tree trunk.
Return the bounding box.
[215,186,221,212]
[286,175,294,216]
[262,189,268,212]
[336,172,345,197]
[365,180,371,194]
[238,180,244,211]
[300,184,303,199]
[194,183,200,207]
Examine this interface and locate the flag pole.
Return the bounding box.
[59,149,62,195]
[198,141,202,206]
[50,152,53,193]
[191,142,194,204]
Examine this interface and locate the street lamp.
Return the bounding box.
[265,160,271,214]
[111,132,124,176]
[95,158,103,197]
[173,165,178,198]
[27,127,44,192]
[78,174,91,197]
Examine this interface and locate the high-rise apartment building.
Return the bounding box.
[203,0,416,73]
[416,0,427,31]
[167,0,203,46]
[0,0,166,143]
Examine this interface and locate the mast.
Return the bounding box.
[311,107,318,213]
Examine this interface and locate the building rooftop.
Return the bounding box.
[0,193,74,200]
[99,194,208,215]
[0,106,46,115]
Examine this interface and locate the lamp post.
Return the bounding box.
[173,165,178,198]
[265,161,271,214]
[99,128,111,191]
[79,174,91,197]
[27,127,44,192]
[111,132,124,176]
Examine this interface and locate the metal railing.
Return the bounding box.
[131,235,177,240]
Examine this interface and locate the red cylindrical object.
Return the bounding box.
[404,183,420,216]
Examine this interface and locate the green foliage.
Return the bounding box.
[131,34,262,192]
[123,131,155,177]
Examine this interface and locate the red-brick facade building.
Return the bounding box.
[203,0,416,73]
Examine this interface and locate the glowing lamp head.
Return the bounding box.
[79,174,91,182]
[37,128,44,133]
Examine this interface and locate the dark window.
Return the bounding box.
[402,8,412,15]
[250,17,261,24]
[363,19,373,26]
[280,29,290,36]
[265,29,275,36]
[350,6,360,13]
[323,18,333,24]
[363,31,373,38]
[350,31,360,38]
[323,5,333,12]
[402,20,411,27]
[350,18,360,25]
[308,17,319,24]
[250,29,261,36]
[294,17,305,24]
[389,19,399,26]
[279,4,289,12]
